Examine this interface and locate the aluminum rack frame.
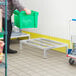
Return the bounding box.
[20,38,68,58]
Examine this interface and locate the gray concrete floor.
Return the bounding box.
[0,40,76,76]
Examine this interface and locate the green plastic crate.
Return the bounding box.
[0,34,3,37]
[14,10,39,29]
[0,29,4,38]
[0,34,3,38]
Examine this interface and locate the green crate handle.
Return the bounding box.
[14,10,39,15]
[13,10,20,15]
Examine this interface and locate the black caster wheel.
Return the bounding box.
[69,58,75,65]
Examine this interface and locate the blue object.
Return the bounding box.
[72,19,76,21]
[68,49,72,54]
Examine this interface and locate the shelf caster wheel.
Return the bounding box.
[69,58,75,65]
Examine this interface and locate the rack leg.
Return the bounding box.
[28,35,30,40]
[19,35,30,50]
[43,49,47,58]
[20,41,22,50]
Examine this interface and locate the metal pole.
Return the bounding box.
[5,0,7,76]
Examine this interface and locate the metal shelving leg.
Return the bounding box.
[5,0,7,76]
